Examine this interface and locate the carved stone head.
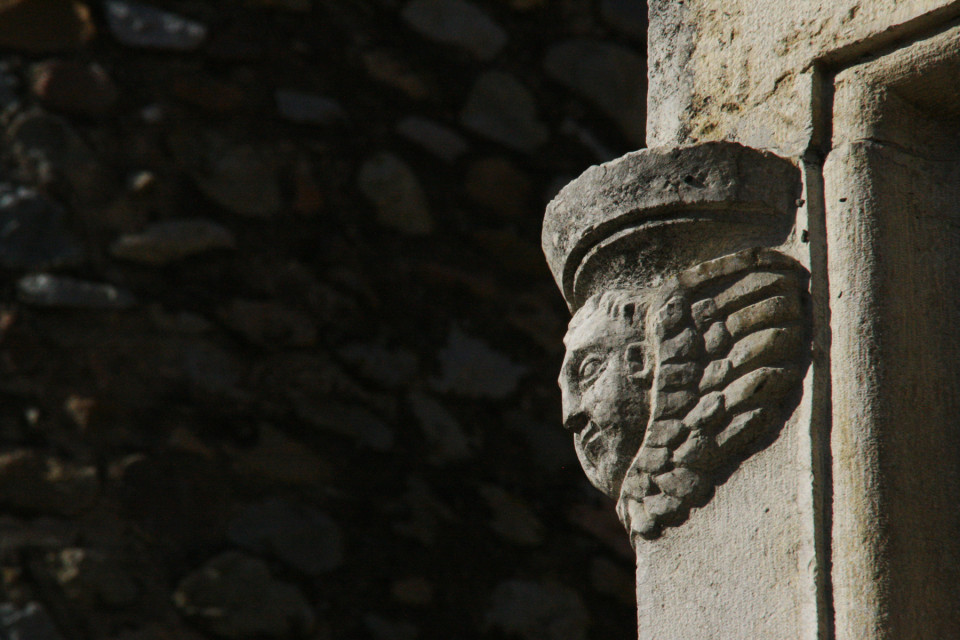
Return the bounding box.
[543,144,809,543]
[560,289,653,498]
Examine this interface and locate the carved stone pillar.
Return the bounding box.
[542,142,819,639]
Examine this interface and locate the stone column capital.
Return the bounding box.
[545,142,810,543]
[542,141,801,312]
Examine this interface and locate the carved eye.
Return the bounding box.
[578,356,604,382]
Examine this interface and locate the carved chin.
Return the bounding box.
[574,421,642,499]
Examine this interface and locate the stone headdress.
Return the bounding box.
[543,142,811,543]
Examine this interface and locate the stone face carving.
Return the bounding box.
[544,143,809,543]
[561,248,809,542]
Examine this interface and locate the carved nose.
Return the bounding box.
[563,411,589,434]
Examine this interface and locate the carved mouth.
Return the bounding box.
[581,421,604,446]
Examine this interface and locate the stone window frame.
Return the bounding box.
[808,13,960,639]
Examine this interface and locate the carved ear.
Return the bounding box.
[625,342,652,383]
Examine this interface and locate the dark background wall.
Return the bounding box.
[0,1,646,638]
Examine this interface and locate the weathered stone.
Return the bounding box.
[677,250,802,292]
[703,320,732,357]
[655,295,687,336]
[110,219,236,265]
[691,297,717,329]
[0,65,20,115]
[658,327,701,363]
[357,152,433,235]
[460,71,549,153]
[174,552,314,639]
[31,60,118,117]
[18,274,135,309]
[9,109,114,204]
[682,391,725,432]
[727,326,803,373]
[671,432,716,468]
[552,235,809,548]
[635,445,670,474]
[227,499,344,576]
[643,493,682,519]
[396,116,469,162]
[429,326,527,399]
[0,450,99,516]
[653,389,697,419]
[544,40,646,143]
[46,547,140,607]
[0,186,82,270]
[542,145,800,309]
[623,498,656,537]
[654,467,706,501]
[699,358,733,393]
[643,419,687,448]
[275,90,346,125]
[715,408,770,451]
[714,271,798,315]
[656,363,700,390]
[485,580,588,640]
[726,293,802,338]
[0,602,63,640]
[169,131,281,218]
[401,0,507,61]
[0,0,94,53]
[723,367,798,414]
[105,1,206,50]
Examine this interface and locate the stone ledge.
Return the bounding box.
[542,142,801,310]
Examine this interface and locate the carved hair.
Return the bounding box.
[567,289,647,337]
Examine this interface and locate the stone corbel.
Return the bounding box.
[543,142,809,544]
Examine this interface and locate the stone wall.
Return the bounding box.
[647,0,960,154]
[0,1,648,639]
[641,2,960,638]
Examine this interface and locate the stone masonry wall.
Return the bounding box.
[0,1,647,639]
[647,0,959,154]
